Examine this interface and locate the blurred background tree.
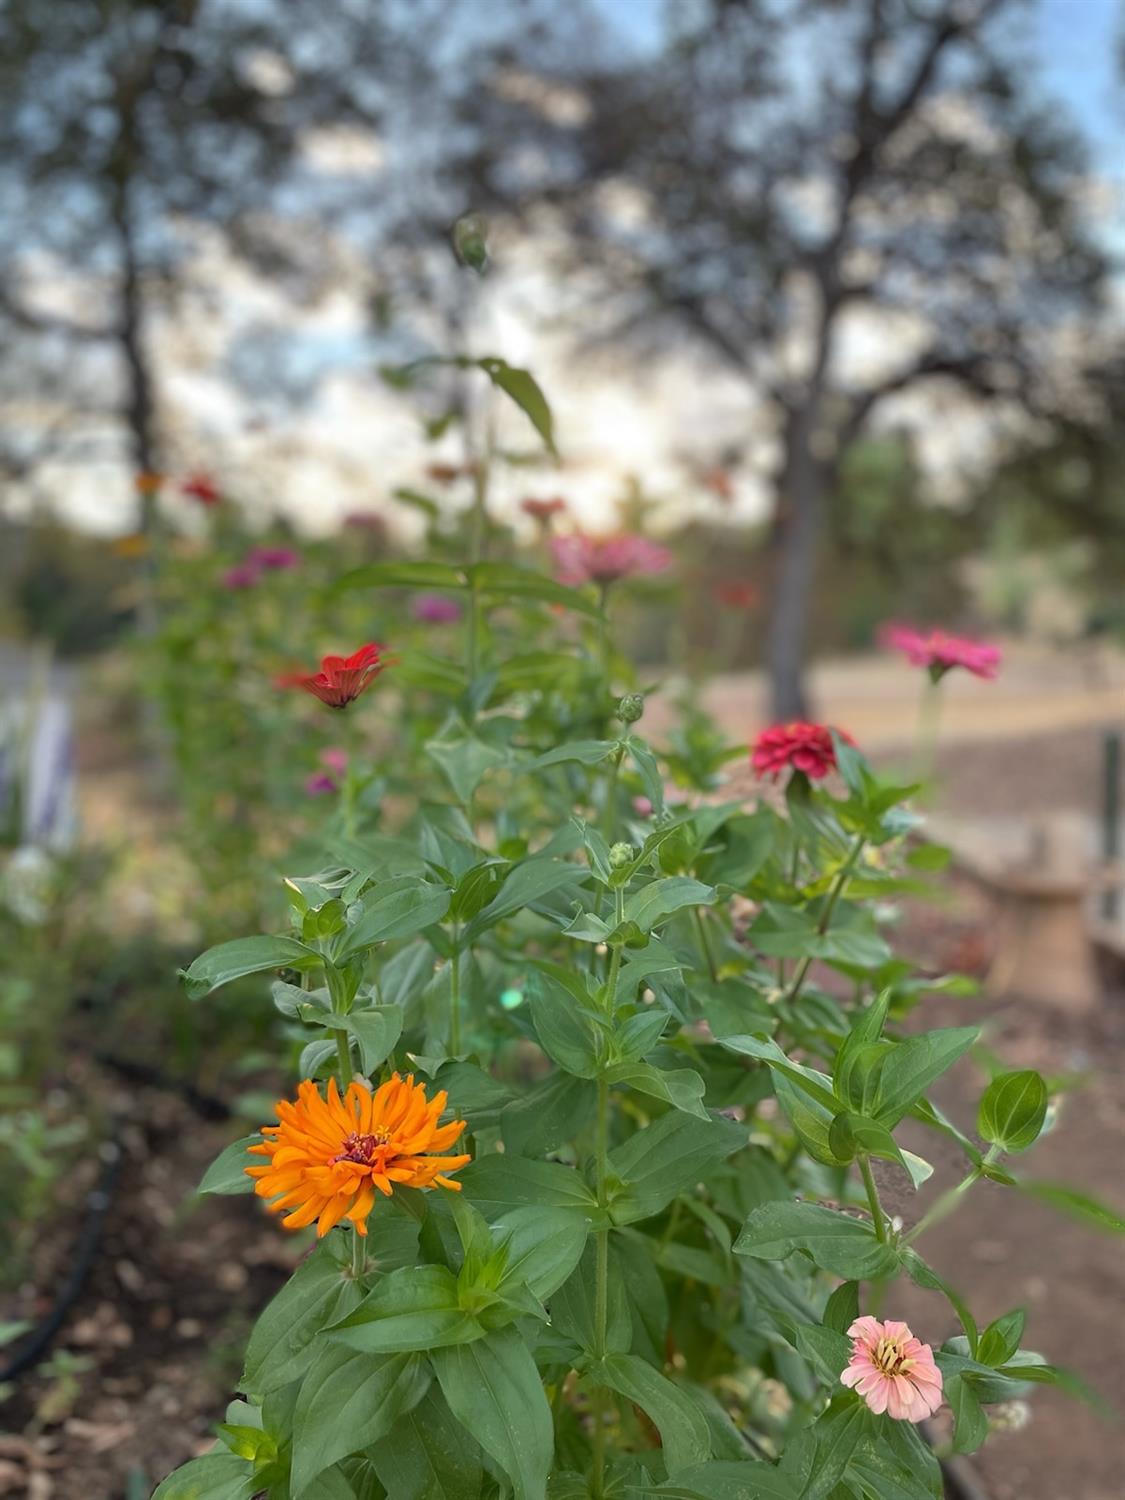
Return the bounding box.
[459,0,1113,711]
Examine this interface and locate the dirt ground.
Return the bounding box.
[3,706,1124,1497]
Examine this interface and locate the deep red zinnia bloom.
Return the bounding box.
[182,473,220,505]
[714,579,759,610]
[280,644,388,709]
[880,623,1000,682]
[751,721,852,781]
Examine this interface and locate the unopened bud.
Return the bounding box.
[452,214,489,273]
[616,693,644,724]
[609,842,634,869]
[989,1400,1031,1433]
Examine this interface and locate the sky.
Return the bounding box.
[7,0,1123,538]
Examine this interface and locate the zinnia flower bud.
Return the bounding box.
[616,694,645,724]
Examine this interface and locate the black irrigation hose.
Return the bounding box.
[94,1050,233,1121]
[0,1136,123,1385]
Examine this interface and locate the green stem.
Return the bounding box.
[693,907,718,983]
[903,1164,984,1246]
[601,746,625,840]
[449,943,462,1056]
[334,1029,353,1086]
[596,583,612,688]
[858,1153,887,1244]
[592,1072,611,1498]
[915,675,944,786]
[781,834,866,1005]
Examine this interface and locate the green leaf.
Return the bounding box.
[328,1266,481,1355]
[426,735,510,806]
[846,1445,941,1500]
[182,935,320,999]
[604,1062,709,1120]
[432,1325,554,1500]
[551,1239,632,1356]
[527,969,602,1078]
[340,1006,403,1073]
[945,1374,989,1456]
[501,1070,597,1157]
[822,1281,859,1336]
[793,1400,868,1500]
[467,856,587,940]
[631,1461,799,1499]
[242,1245,365,1394]
[622,877,716,934]
[592,1354,710,1474]
[526,739,619,771]
[493,1205,589,1301]
[367,1384,484,1499]
[290,1348,430,1495]
[978,1070,1049,1153]
[151,1454,257,1500]
[475,358,557,454]
[469,561,601,617]
[608,1111,747,1225]
[718,1035,840,1113]
[795,1324,852,1383]
[869,1027,980,1127]
[977,1308,1025,1367]
[457,1154,600,1220]
[334,561,468,594]
[827,1112,932,1188]
[198,1136,260,1196]
[1013,1179,1125,1232]
[338,879,451,956]
[626,736,665,818]
[734,1202,901,1281]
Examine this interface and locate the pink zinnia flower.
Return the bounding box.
[305,771,339,796]
[222,562,260,589]
[521,495,568,523]
[319,747,348,777]
[248,545,300,572]
[881,624,1000,682]
[551,534,673,588]
[751,721,852,781]
[412,594,463,624]
[840,1317,943,1422]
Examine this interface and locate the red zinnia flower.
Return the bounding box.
[551,533,673,588]
[280,643,389,709]
[751,721,852,781]
[182,473,220,505]
[521,496,568,523]
[714,579,758,610]
[880,623,1000,682]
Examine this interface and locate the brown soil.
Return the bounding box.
[0,1063,297,1496]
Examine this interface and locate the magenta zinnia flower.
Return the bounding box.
[840,1316,943,1421]
[248,545,300,572]
[551,534,673,588]
[412,594,463,624]
[751,721,852,781]
[305,771,339,796]
[222,562,260,590]
[881,624,1000,682]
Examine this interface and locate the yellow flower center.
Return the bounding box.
[334,1127,392,1165]
[872,1336,912,1377]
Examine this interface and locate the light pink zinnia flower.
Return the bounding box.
[319,747,348,777]
[840,1316,943,1421]
[550,534,673,588]
[881,624,1000,682]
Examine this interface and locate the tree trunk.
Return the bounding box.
[765,410,829,720]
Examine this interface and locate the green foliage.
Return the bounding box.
[152,355,1120,1500]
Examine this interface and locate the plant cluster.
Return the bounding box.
[150,376,1122,1495]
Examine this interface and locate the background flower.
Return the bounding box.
[751,721,850,780]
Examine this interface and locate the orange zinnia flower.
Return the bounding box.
[246,1075,469,1237]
